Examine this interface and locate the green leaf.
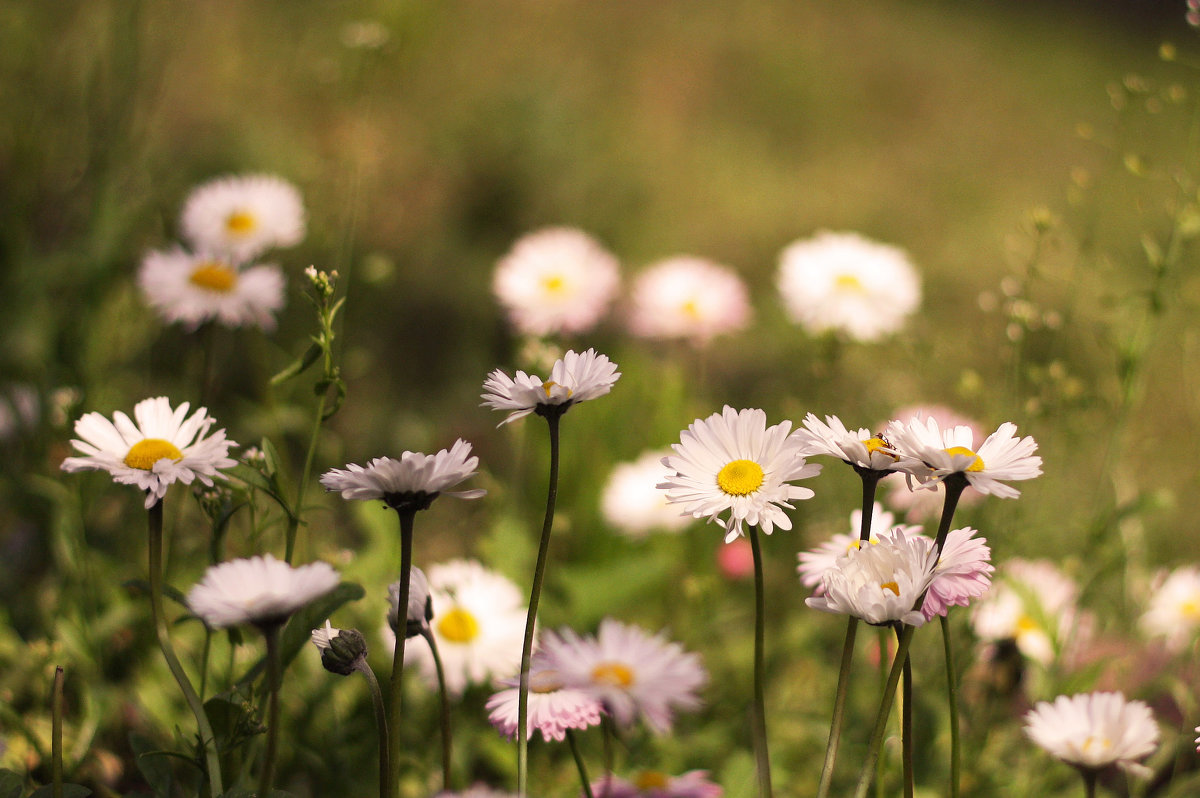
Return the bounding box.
[260,438,287,482]
[0,770,23,798]
[29,785,91,798]
[129,732,173,798]
[226,464,272,493]
[269,342,322,386]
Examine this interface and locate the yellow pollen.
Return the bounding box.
[943,445,985,472]
[716,459,765,496]
[1082,736,1112,752]
[541,274,566,293]
[835,273,865,292]
[436,607,480,643]
[541,380,573,399]
[634,772,670,790]
[880,581,901,596]
[1015,615,1040,633]
[591,661,635,688]
[1181,598,1200,619]
[225,210,257,235]
[188,261,238,293]
[845,539,879,554]
[862,436,894,458]
[680,299,701,319]
[123,439,184,471]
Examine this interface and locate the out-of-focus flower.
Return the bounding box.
[805,528,939,627]
[181,174,305,263]
[587,770,724,798]
[601,450,692,537]
[717,537,756,580]
[971,559,1080,664]
[886,416,1041,499]
[138,248,285,331]
[187,554,339,629]
[1140,565,1200,652]
[434,786,518,798]
[0,384,39,440]
[1024,692,1159,778]
[485,652,604,741]
[340,20,390,49]
[388,566,433,639]
[320,439,485,512]
[481,348,619,425]
[627,256,750,345]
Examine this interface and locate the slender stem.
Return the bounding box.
[933,475,968,550]
[601,716,614,798]
[748,525,773,798]
[856,471,883,543]
[200,629,212,701]
[816,617,858,798]
[257,624,282,798]
[517,412,561,798]
[423,630,453,791]
[854,624,916,798]
[1081,769,1097,798]
[941,615,960,798]
[900,633,913,798]
[875,628,888,798]
[566,729,595,798]
[52,666,64,798]
[389,511,416,798]
[354,658,390,798]
[284,391,328,564]
[147,501,224,797]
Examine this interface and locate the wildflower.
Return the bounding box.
[181,174,305,262]
[627,256,750,345]
[492,227,620,336]
[1140,565,1200,652]
[138,248,285,331]
[659,406,820,543]
[486,652,604,741]
[797,504,918,590]
[794,414,904,472]
[971,559,1080,664]
[311,621,368,676]
[387,565,433,639]
[481,348,619,426]
[540,618,707,733]
[777,230,920,341]
[885,416,1042,499]
[1024,692,1159,777]
[805,528,939,627]
[187,554,339,629]
[588,770,724,798]
[61,396,237,508]
[883,405,984,520]
[320,439,485,512]
[601,450,692,537]
[921,526,993,620]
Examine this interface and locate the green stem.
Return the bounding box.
[52,666,63,798]
[389,511,416,798]
[257,624,282,798]
[354,658,390,798]
[284,391,328,564]
[517,411,561,798]
[566,729,595,798]
[941,615,960,798]
[200,629,212,701]
[816,617,858,798]
[933,474,968,550]
[900,630,913,798]
[147,501,224,797]
[748,525,773,798]
[423,630,453,792]
[1082,768,1097,798]
[875,628,888,798]
[854,625,916,798]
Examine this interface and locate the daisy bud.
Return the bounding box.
[312,621,367,676]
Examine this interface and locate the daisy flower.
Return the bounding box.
[540,618,707,733]
[627,256,750,345]
[481,348,619,426]
[588,770,724,798]
[181,174,305,262]
[61,396,237,508]
[187,554,339,629]
[138,248,285,331]
[320,439,485,512]
[1024,692,1159,777]
[797,503,919,590]
[486,652,604,741]
[1139,565,1200,652]
[387,565,433,639]
[777,230,921,341]
[794,413,905,472]
[971,559,1080,664]
[805,528,940,627]
[659,406,821,543]
[885,416,1042,499]
[601,450,692,537]
[492,227,620,336]
[921,526,993,620]
[883,404,985,520]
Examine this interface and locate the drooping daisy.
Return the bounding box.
[588,770,724,798]
[1139,565,1200,652]
[181,174,306,263]
[492,227,621,336]
[187,554,339,629]
[61,396,237,508]
[601,450,692,537]
[481,348,620,426]
[138,248,285,331]
[387,565,433,639]
[627,256,751,345]
[885,416,1042,499]
[540,618,707,733]
[776,230,921,341]
[971,559,1080,664]
[311,620,368,676]
[797,503,919,591]
[659,406,821,543]
[320,439,485,512]
[794,414,904,473]
[1024,692,1159,778]
[921,526,994,620]
[486,652,604,741]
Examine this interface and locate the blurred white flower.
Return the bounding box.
[1140,565,1200,652]
[434,787,518,798]
[320,439,485,510]
[340,20,389,49]
[776,231,920,341]
[187,554,339,628]
[805,528,939,627]
[181,174,305,263]
[486,652,604,742]
[492,227,620,336]
[138,248,285,331]
[0,385,39,440]
[885,416,1042,499]
[971,559,1080,664]
[481,348,619,425]
[1024,692,1159,777]
[627,256,750,345]
[601,450,691,537]
[388,565,433,639]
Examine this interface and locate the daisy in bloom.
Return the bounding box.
[486,651,604,741]
[1024,692,1159,778]
[921,526,994,620]
[396,559,526,696]
[588,770,724,798]
[492,227,620,336]
[794,413,904,473]
[138,248,285,331]
[481,348,620,426]
[320,439,485,512]
[883,404,984,520]
[659,406,821,543]
[971,559,1080,664]
[181,174,305,263]
[797,503,920,590]
[776,230,921,341]
[627,256,751,346]
[805,528,940,627]
[61,396,237,508]
[187,554,339,629]
[539,618,707,733]
[387,565,433,639]
[1140,566,1200,651]
[885,416,1042,499]
[601,450,692,537]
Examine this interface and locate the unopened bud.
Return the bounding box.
[311,621,367,676]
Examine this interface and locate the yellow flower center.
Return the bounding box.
[943,446,985,472]
[835,273,865,292]
[845,539,879,554]
[541,380,573,399]
[680,299,701,319]
[225,210,257,235]
[880,581,900,596]
[716,459,765,496]
[1181,598,1200,619]
[1082,736,1112,753]
[1015,614,1040,633]
[436,607,480,643]
[591,661,635,688]
[541,274,567,294]
[188,261,238,293]
[634,772,670,790]
[123,439,184,471]
[862,436,893,457]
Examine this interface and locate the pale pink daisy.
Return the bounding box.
[486,652,604,742]
[971,559,1081,664]
[805,528,939,627]
[138,248,285,331]
[481,348,619,425]
[587,770,723,798]
[921,526,993,620]
[1024,692,1159,778]
[885,416,1042,499]
[187,554,339,628]
[601,450,692,537]
[181,174,305,263]
[627,256,750,345]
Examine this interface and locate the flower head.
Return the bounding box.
[387,566,433,639]
[777,231,921,341]
[181,174,305,263]
[61,396,237,508]
[486,652,604,742]
[481,348,619,425]
[883,405,985,520]
[601,450,692,537]
[795,413,904,472]
[588,770,724,798]
[138,248,285,331]
[492,227,620,336]
[921,526,993,620]
[187,554,339,629]
[659,406,820,543]
[1024,692,1159,777]
[885,416,1042,499]
[320,439,485,512]
[797,503,919,590]
[805,528,939,627]
[627,256,750,345]
[971,559,1080,664]
[1139,565,1200,652]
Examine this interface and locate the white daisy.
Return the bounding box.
[627,255,751,345]
[1024,692,1159,777]
[180,174,305,263]
[921,526,994,620]
[885,416,1042,499]
[540,618,707,733]
[795,413,904,472]
[138,248,285,331]
[320,439,485,512]
[1140,565,1200,652]
[883,404,985,520]
[485,652,604,741]
[601,450,692,537]
[387,565,433,639]
[805,528,940,627]
[481,348,620,426]
[492,227,620,336]
[659,406,821,543]
[187,554,339,629]
[796,503,919,590]
[971,559,1080,665]
[61,396,237,508]
[777,230,921,341]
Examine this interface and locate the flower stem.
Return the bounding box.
[748,524,773,798]
[816,616,858,798]
[389,510,416,798]
[52,665,64,798]
[566,729,595,798]
[257,623,282,798]
[423,630,453,791]
[900,633,913,798]
[147,501,224,797]
[933,474,968,550]
[517,411,561,798]
[284,390,327,564]
[854,624,916,798]
[1081,768,1097,798]
[940,614,960,798]
[353,658,389,798]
